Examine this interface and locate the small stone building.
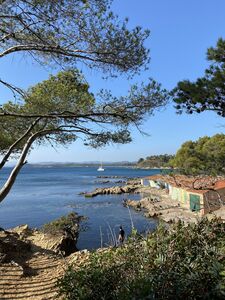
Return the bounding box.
[141,175,225,215]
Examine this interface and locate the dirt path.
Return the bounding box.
[0,226,70,300]
[0,252,65,300]
[0,225,91,300]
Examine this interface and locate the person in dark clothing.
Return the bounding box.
[118,225,125,244]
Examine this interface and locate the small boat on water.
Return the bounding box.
[97,162,104,171]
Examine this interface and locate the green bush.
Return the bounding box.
[58,218,225,300]
[41,212,81,235]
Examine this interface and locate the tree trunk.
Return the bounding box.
[0,117,41,170]
[0,129,51,203]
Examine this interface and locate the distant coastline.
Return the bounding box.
[5,162,173,171]
[28,162,136,168]
[27,163,173,170]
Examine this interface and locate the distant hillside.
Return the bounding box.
[137,154,174,169]
[29,161,136,168]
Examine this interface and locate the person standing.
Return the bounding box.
[118,225,125,244]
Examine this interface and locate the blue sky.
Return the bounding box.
[1,0,225,163]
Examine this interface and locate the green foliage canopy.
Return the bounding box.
[0,68,167,202]
[137,154,174,168]
[0,0,150,79]
[0,70,168,154]
[172,38,225,117]
[169,134,225,175]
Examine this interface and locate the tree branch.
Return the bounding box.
[0,78,25,97]
[0,44,102,63]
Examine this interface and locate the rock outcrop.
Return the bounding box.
[0,213,82,300]
[0,224,109,300]
[0,229,31,264]
[39,212,81,256]
[84,184,139,197]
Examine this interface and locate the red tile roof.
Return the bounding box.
[146,175,225,193]
[214,180,225,189]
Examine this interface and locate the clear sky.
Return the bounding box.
[1,0,225,163]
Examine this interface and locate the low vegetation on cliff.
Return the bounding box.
[41,212,81,235]
[58,218,225,300]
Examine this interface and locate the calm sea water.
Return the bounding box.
[0,165,160,250]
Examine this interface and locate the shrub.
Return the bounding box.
[41,212,81,235]
[58,218,225,299]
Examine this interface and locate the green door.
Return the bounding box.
[190,194,200,211]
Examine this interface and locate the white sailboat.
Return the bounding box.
[97,162,104,171]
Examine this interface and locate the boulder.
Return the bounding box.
[0,230,31,264]
[11,224,32,238]
[56,229,78,256]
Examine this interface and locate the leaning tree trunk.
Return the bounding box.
[0,118,41,170]
[0,129,52,203]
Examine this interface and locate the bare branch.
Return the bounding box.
[0,78,25,97]
[0,44,106,64]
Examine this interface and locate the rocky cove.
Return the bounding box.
[2,175,225,299]
[0,175,152,299]
[82,178,200,224]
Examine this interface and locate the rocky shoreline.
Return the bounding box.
[125,191,199,224]
[84,178,142,197]
[0,212,82,264]
[82,179,201,224]
[84,184,140,197]
[97,182,225,224]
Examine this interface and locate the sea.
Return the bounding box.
[0,165,161,250]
